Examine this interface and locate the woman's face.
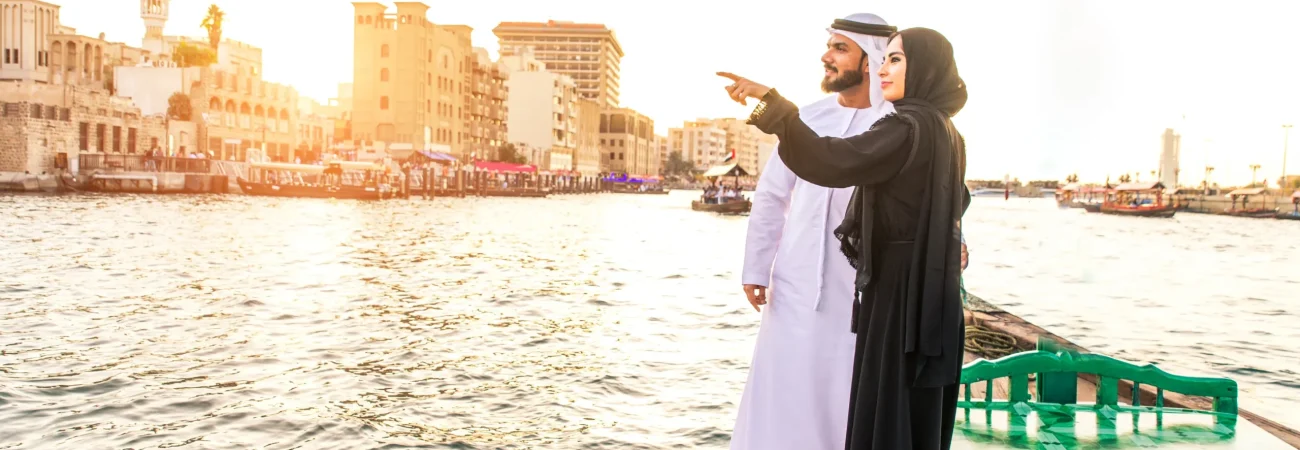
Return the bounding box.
[879,36,906,102]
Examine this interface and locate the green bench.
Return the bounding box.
[954,343,1242,449]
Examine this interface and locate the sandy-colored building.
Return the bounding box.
[600,107,654,176]
[704,117,768,175]
[669,118,772,174]
[468,47,508,160]
[0,0,61,84]
[352,2,473,158]
[573,98,601,176]
[493,20,622,108]
[0,0,167,175]
[669,121,728,171]
[654,134,669,172]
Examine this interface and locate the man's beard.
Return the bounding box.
[821,65,865,93]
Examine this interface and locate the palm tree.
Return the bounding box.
[201,5,224,50]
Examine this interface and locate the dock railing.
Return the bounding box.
[78,154,211,174]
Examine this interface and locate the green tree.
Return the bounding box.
[496,144,528,164]
[172,42,217,67]
[200,5,225,50]
[167,92,192,121]
[665,150,695,176]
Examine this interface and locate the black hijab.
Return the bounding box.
[834,27,971,387]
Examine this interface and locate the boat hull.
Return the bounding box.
[1100,204,1177,218]
[1219,209,1278,219]
[613,189,670,195]
[1080,203,1102,213]
[1275,212,1300,220]
[237,179,386,200]
[691,200,751,214]
[476,189,549,198]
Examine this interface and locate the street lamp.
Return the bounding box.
[1204,165,1214,195]
[1283,124,1292,189]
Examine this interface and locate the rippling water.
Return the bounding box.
[1,192,1297,448]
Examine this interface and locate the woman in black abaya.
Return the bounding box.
[718,27,970,449]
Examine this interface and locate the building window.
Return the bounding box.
[365,16,372,24]
[96,124,106,152]
[128,128,137,153]
[380,96,388,110]
[358,15,365,24]
[112,126,122,152]
[426,100,430,112]
[381,44,390,58]
[79,123,89,151]
[380,68,389,82]
[443,55,449,69]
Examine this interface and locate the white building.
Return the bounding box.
[1159,128,1180,189]
[500,47,578,170]
[669,120,728,171]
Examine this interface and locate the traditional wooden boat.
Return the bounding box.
[477,188,550,198]
[605,173,670,195]
[237,161,400,200]
[1080,202,1102,213]
[695,163,751,214]
[1220,188,1280,219]
[1277,191,1300,220]
[1054,184,1079,208]
[691,199,751,214]
[1099,182,1177,218]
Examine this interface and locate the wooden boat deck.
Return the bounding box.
[964,295,1300,449]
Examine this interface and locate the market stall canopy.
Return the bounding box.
[1114,182,1165,192]
[1227,187,1268,197]
[703,163,749,178]
[249,161,325,174]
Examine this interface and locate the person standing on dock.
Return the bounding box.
[731,13,896,450]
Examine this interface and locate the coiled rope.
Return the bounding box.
[964,324,1018,359]
[961,283,1020,360]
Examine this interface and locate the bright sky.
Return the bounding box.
[55,0,1300,185]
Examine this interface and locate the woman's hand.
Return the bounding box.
[717,72,772,106]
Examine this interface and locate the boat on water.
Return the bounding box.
[1277,191,1300,220]
[694,163,751,214]
[1220,187,1280,218]
[605,173,669,195]
[1054,184,1079,208]
[1056,184,1108,210]
[237,160,401,200]
[971,187,1012,198]
[1099,182,1178,218]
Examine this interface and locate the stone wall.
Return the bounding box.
[0,82,168,174]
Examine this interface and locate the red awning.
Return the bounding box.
[474,161,537,173]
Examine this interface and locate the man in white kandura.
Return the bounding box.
[730,13,897,450]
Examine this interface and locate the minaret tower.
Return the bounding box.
[141,0,170,60]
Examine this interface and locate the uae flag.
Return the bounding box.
[722,149,736,163]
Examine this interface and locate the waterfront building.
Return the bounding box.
[493,21,622,108]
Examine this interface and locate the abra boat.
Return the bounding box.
[1099,182,1178,218]
[237,161,401,200]
[1221,188,1280,219]
[605,173,670,195]
[694,163,752,214]
[691,198,751,214]
[1277,191,1300,220]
